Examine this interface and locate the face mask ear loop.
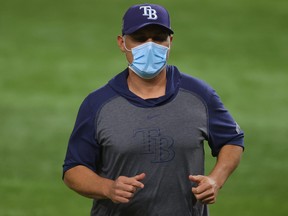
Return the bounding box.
[122,36,131,52]
[167,36,171,50]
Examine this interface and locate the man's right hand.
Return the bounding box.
[107,173,146,203]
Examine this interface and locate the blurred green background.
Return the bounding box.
[1,0,287,215]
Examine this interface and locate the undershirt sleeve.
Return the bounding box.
[62,96,100,175]
[207,89,244,157]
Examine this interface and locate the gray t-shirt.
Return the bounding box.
[63,66,244,216]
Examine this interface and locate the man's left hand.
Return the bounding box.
[189,175,220,204]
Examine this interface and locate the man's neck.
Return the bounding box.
[127,69,167,100]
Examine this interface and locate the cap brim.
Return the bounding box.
[123,23,174,35]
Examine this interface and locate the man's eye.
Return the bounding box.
[133,37,148,42]
[153,37,164,42]
[131,34,168,43]
[153,35,168,42]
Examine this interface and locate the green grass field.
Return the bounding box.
[1,0,287,215]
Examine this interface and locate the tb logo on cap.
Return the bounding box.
[140,6,158,20]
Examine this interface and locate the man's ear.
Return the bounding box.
[117,35,126,52]
[169,35,173,44]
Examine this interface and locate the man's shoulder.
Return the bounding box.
[180,72,209,88]
[178,71,214,99]
[89,84,115,97]
[82,84,119,112]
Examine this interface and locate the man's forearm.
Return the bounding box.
[209,144,243,188]
[63,165,113,199]
[63,165,146,203]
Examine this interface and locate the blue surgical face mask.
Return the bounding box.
[124,38,170,79]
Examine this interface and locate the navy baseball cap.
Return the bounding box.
[122,3,174,35]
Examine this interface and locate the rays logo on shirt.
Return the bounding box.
[133,128,175,163]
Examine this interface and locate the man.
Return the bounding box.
[63,3,244,216]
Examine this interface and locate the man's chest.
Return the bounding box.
[96,91,208,163]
